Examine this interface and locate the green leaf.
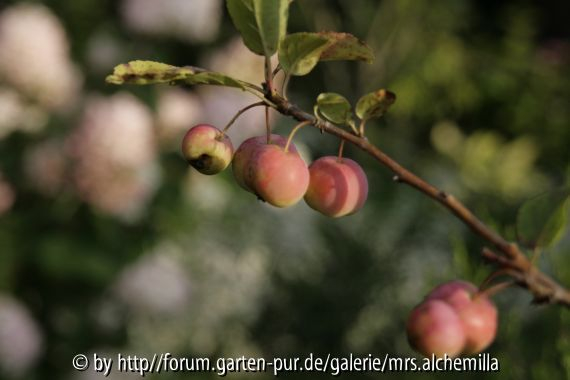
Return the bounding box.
[227,0,289,57]
[517,189,570,249]
[186,72,244,88]
[278,33,330,76]
[355,89,396,120]
[226,0,264,55]
[316,93,353,125]
[253,0,289,57]
[105,61,245,89]
[278,32,373,76]
[318,32,374,63]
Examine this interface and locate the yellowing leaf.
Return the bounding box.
[355,89,396,120]
[318,32,374,63]
[106,61,245,89]
[278,32,374,76]
[105,61,194,85]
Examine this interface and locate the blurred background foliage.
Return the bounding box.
[0,0,569,379]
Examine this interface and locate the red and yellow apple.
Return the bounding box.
[181,124,233,175]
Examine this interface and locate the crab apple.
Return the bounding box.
[304,157,368,217]
[248,143,309,208]
[232,134,297,192]
[181,124,233,175]
[427,281,498,355]
[426,280,478,301]
[406,299,466,358]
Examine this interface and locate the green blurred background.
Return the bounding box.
[0,0,569,379]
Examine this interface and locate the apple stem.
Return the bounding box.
[478,268,519,294]
[285,121,312,153]
[265,106,272,144]
[337,139,346,163]
[476,281,516,300]
[222,101,266,134]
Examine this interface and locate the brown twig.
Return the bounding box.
[266,91,570,308]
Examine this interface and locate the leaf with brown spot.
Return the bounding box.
[318,32,374,63]
[106,60,245,89]
[278,32,374,76]
[105,61,194,85]
[355,89,396,121]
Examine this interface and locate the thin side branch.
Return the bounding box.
[266,91,570,308]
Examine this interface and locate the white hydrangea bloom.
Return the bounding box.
[156,88,202,147]
[206,37,269,85]
[69,93,160,222]
[0,3,82,111]
[114,250,192,315]
[0,88,49,140]
[122,0,222,43]
[0,295,43,376]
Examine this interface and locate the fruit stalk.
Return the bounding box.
[284,121,311,153]
[337,139,345,163]
[222,101,266,134]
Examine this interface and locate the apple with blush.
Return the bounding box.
[232,134,295,192]
[427,280,498,355]
[406,299,467,358]
[304,156,368,217]
[248,142,309,208]
[181,124,234,175]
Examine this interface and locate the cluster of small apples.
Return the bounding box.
[406,280,498,358]
[181,124,368,217]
